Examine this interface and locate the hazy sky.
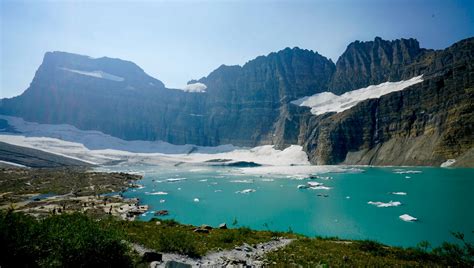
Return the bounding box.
[1,0,473,98]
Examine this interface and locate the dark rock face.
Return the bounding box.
[301,37,474,166]
[0,48,334,147]
[329,37,428,94]
[1,37,473,166]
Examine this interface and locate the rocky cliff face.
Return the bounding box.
[1,37,472,166]
[301,37,474,166]
[329,37,428,94]
[0,48,335,147]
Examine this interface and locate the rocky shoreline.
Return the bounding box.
[0,167,147,220]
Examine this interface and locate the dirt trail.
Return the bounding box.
[132,237,293,267]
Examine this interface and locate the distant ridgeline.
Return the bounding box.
[1,37,473,166]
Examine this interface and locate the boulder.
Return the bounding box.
[155,210,169,216]
[193,228,210,234]
[142,252,162,263]
[201,224,213,230]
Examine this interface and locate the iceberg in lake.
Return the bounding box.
[399,214,418,222]
[146,191,168,195]
[391,192,407,195]
[166,178,187,182]
[368,201,402,207]
[236,189,256,194]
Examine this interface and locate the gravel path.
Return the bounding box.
[132,237,293,267]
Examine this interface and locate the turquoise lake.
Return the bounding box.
[103,165,474,247]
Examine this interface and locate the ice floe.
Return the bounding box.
[307,181,323,187]
[230,179,254,183]
[297,181,331,190]
[166,178,187,182]
[193,198,200,202]
[393,169,422,174]
[236,189,256,194]
[291,76,423,115]
[310,185,332,190]
[399,214,418,222]
[368,201,402,207]
[146,191,168,195]
[391,192,407,196]
[237,165,360,177]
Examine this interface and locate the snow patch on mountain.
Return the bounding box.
[292,76,423,115]
[60,67,125,82]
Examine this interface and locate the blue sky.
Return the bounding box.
[1,0,473,98]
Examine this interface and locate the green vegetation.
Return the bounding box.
[1,210,473,267]
[265,236,474,266]
[0,210,134,267]
[110,218,290,258]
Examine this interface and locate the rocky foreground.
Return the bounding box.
[0,167,146,220]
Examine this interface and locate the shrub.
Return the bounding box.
[156,228,200,257]
[0,211,133,267]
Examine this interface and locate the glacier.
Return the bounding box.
[292,76,423,115]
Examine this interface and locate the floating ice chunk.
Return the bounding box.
[214,190,222,192]
[199,179,208,182]
[440,159,456,167]
[391,192,407,195]
[261,178,274,182]
[297,184,309,189]
[182,82,207,93]
[346,196,351,199]
[368,201,402,207]
[193,198,200,202]
[146,191,168,195]
[236,189,256,194]
[167,178,187,182]
[399,214,417,222]
[159,199,166,203]
[309,186,332,190]
[307,181,323,187]
[230,179,254,183]
[393,170,422,174]
[292,76,423,115]
[314,175,332,180]
[405,176,411,179]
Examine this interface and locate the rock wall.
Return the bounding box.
[300,37,474,166]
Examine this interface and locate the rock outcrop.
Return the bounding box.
[301,37,474,166]
[0,48,334,147]
[329,37,429,94]
[1,37,473,166]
